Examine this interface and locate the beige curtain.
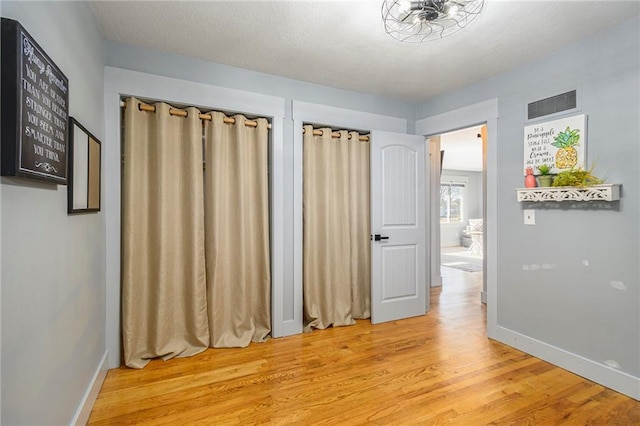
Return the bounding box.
[349,133,371,319]
[303,126,370,331]
[122,97,209,369]
[204,112,271,347]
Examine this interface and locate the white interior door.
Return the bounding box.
[371,130,427,324]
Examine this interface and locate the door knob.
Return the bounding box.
[373,234,389,242]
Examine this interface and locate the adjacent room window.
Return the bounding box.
[440,182,465,223]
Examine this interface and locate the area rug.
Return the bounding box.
[441,254,483,272]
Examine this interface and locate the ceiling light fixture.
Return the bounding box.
[382,0,485,42]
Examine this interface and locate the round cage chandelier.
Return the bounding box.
[382,0,485,42]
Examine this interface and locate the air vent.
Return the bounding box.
[528,90,577,120]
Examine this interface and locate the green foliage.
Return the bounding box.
[536,164,552,175]
[551,126,580,149]
[551,164,603,187]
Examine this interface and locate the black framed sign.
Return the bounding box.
[68,118,101,214]
[1,18,69,184]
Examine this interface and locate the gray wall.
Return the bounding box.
[440,169,483,247]
[105,41,416,127]
[1,1,106,424]
[419,17,640,378]
[464,171,483,220]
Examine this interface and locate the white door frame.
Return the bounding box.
[415,99,498,338]
[428,136,442,289]
[104,67,286,368]
[292,101,408,335]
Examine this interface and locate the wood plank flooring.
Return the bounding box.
[89,267,640,425]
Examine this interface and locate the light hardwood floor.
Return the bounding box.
[89,268,640,425]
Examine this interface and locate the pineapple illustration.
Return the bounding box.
[552,126,580,169]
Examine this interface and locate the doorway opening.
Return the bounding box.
[429,125,486,302]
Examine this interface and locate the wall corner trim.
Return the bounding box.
[415,98,499,136]
[494,326,640,401]
[71,351,108,426]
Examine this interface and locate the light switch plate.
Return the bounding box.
[524,209,535,225]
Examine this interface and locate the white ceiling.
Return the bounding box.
[440,125,484,172]
[89,1,640,103]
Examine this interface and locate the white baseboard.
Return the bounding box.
[431,275,442,287]
[71,351,108,426]
[494,326,640,401]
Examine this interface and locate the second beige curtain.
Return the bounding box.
[204,112,271,347]
[303,126,370,331]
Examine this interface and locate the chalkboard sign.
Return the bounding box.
[1,18,69,184]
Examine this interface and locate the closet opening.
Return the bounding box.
[292,101,428,335]
[119,96,273,368]
[302,124,372,332]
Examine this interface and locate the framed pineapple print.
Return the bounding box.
[523,114,586,175]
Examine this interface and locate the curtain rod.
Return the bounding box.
[120,101,368,140]
[120,100,270,129]
[304,128,370,142]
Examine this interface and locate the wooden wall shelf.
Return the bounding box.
[516,184,621,202]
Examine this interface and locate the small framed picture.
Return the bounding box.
[68,117,101,214]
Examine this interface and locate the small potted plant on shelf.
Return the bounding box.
[536,164,553,187]
[551,164,604,187]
